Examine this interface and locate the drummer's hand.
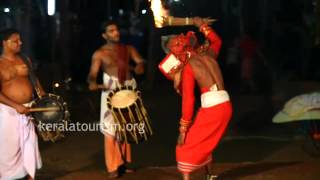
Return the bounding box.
[88,82,99,91]
[134,64,144,75]
[39,91,46,97]
[193,17,204,28]
[14,104,30,114]
[177,132,186,146]
[97,84,109,91]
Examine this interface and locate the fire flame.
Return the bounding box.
[149,0,169,28]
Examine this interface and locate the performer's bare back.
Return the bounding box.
[188,53,225,91]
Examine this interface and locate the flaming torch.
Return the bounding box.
[149,0,216,28]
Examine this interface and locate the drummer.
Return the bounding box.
[0,28,45,179]
[87,20,145,178]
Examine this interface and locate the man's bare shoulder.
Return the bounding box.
[188,56,201,66]
[93,46,113,58]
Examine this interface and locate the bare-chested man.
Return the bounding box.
[159,17,232,180]
[0,28,44,180]
[87,20,144,178]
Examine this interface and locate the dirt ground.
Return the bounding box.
[35,80,320,180]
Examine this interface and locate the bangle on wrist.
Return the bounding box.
[199,24,213,37]
[179,118,191,133]
[199,23,208,31]
[179,118,191,127]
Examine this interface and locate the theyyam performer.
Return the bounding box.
[158,17,232,180]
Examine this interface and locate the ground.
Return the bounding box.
[35,80,320,180]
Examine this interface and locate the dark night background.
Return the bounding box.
[1,0,319,87]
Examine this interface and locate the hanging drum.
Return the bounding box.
[30,93,70,142]
[107,85,152,144]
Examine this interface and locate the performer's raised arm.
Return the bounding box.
[193,17,222,59]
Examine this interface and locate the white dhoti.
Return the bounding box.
[100,73,137,137]
[0,104,42,180]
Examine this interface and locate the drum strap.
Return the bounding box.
[20,54,42,98]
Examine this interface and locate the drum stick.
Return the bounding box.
[29,107,60,112]
[207,19,217,23]
[97,84,113,91]
[97,84,107,89]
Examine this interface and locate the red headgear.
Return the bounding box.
[158,31,198,80]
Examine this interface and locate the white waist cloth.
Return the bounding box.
[100,73,137,136]
[0,103,42,180]
[201,90,230,108]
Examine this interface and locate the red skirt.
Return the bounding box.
[176,101,232,173]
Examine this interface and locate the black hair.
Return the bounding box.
[0,28,20,50]
[100,20,118,34]
[0,28,20,43]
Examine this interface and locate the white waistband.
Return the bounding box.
[201,90,230,108]
[0,102,32,110]
[103,73,119,81]
[102,73,136,90]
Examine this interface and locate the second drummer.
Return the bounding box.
[87,20,145,179]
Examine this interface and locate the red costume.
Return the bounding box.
[176,63,232,173]
[159,24,232,174]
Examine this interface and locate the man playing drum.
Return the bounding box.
[0,28,45,180]
[87,20,145,178]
